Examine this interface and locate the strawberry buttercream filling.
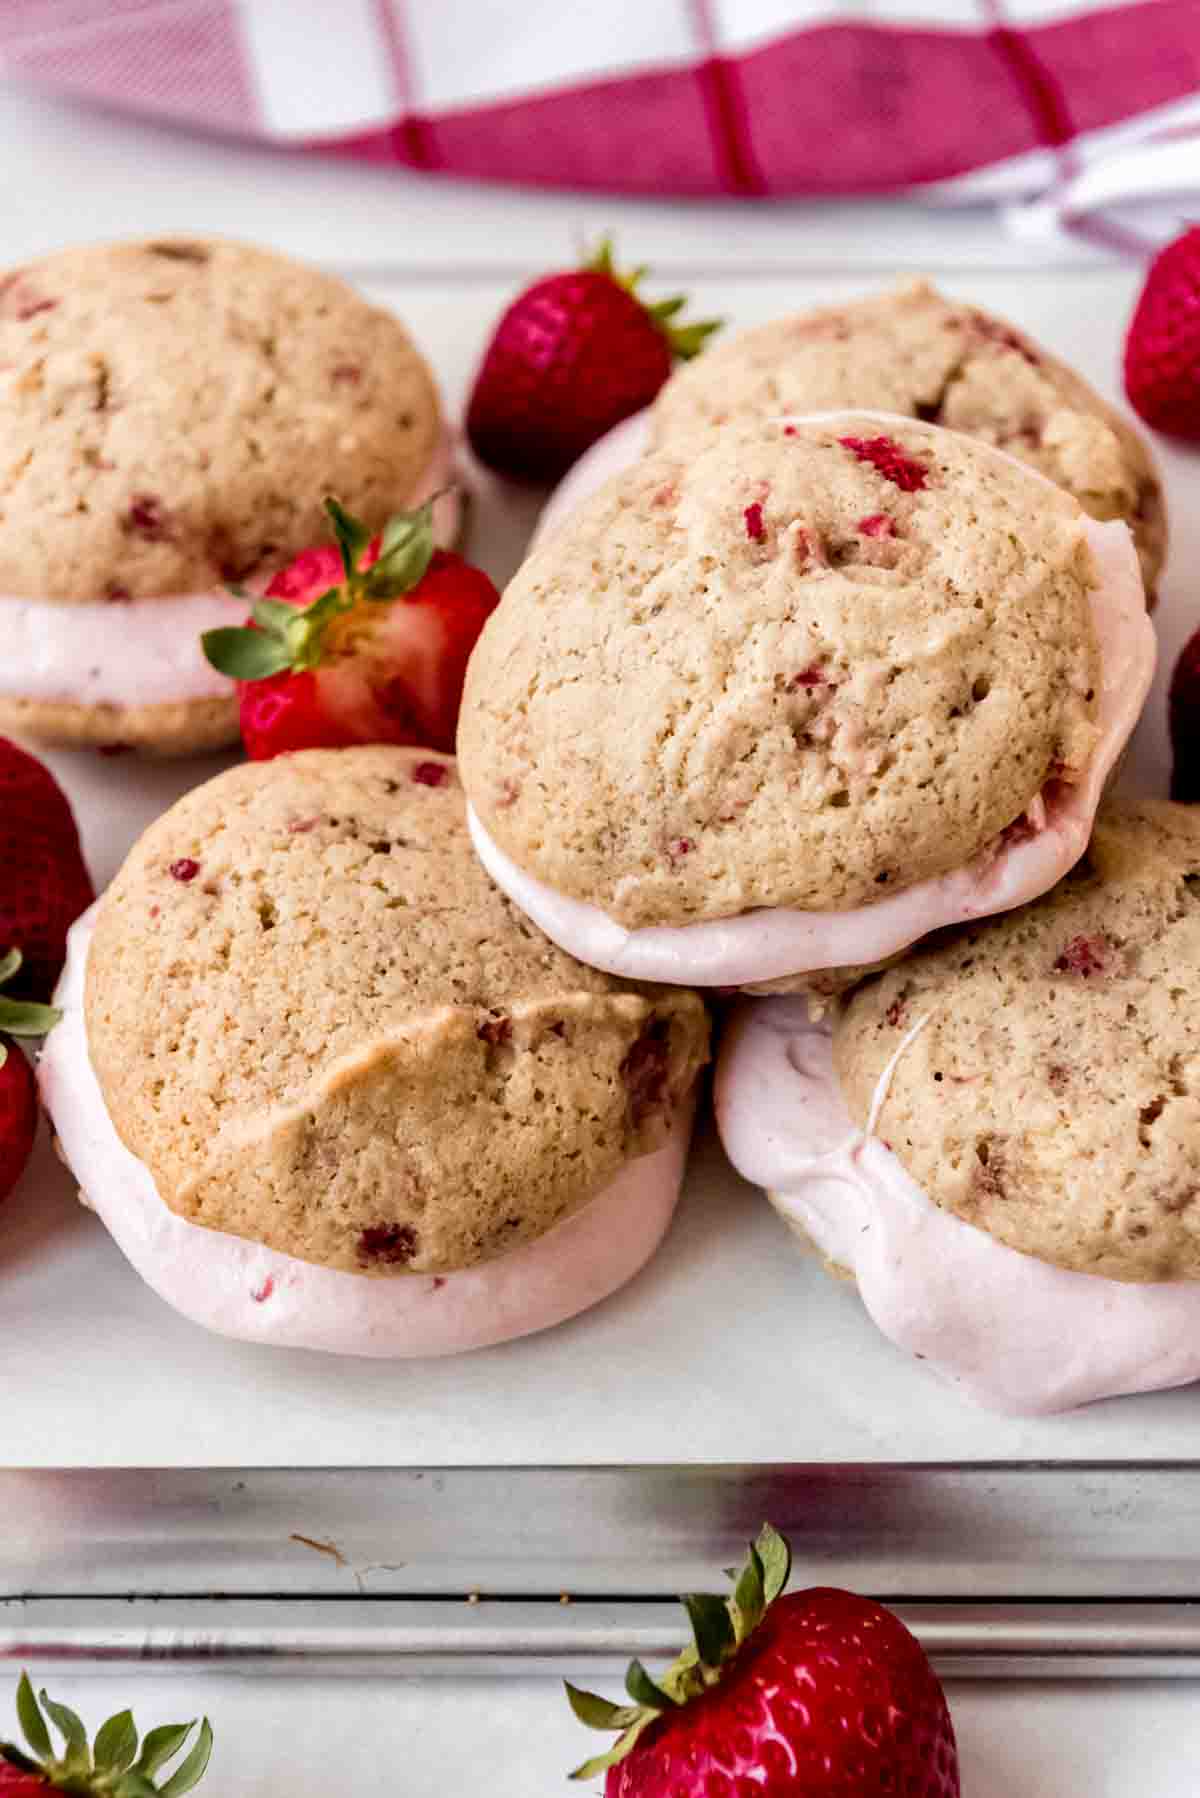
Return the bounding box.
[0,432,461,712]
[715,998,1200,1415]
[475,475,1153,988]
[39,905,692,1358]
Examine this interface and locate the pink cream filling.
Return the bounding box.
[39,905,692,1359]
[715,998,1200,1415]
[470,503,1153,988]
[0,430,462,712]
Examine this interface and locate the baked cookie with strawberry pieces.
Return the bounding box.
[1,1672,211,1795]
[566,1524,959,1795]
[539,279,1165,600]
[717,800,1200,1415]
[0,237,460,756]
[202,496,498,759]
[40,747,709,1354]
[460,414,1154,1001]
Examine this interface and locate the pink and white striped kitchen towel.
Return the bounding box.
[2,1,1197,245]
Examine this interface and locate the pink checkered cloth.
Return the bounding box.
[3,1,1198,247]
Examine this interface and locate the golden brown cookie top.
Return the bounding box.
[0,238,441,601]
[85,747,709,1275]
[834,800,1200,1283]
[652,279,1164,595]
[459,415,1100,928]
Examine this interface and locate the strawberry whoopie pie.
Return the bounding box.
[536,279,1165,600]
[459,414,1153,1000]
[717,801,1200,1415]
[0,238,460,755]
[40,748,709,1354]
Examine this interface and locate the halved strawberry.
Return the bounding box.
[202,497,499,761]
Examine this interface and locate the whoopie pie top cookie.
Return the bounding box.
[834,799,1200,1284]
[651,279,1165,597]
[0,238,454,752]
[460,415,1122,978]
[83,747,709,1277]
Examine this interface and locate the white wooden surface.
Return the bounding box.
[4,1667,1198,1798]
[3,72,1200,1798]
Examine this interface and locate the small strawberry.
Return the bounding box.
[566,1525,959,1795]
[202,496,499,761]
[1169,624,1200,801]
[1124,226,1200,440]
[466,238,721,482]
[0,1673,211,1795]
[0,741,94,1002]
[0,951,58,1207]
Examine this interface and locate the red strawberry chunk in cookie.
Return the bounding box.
[1053,933,1111,977]
[620,1017,671,1127]
[476,1014,512,1046]
[788,665,832,692]
[858,512,896,537]
[839,435,929,492]
[743,501,766,541]
[358,1222,419,1265]
[123,493,173,541]
[0,272,59,321]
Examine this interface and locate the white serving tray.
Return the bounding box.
[2,266,1197,1470]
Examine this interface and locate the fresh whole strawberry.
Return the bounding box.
[466,239,721,482]
[0,741,94,1001]
[1169,624,1200,802]
[202,495,499,760]
[0,1673,211,1795]
[566,1525,959,1795]
[0,951,57,1207]
[1124,226,1200,440]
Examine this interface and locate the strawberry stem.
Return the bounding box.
[584,235,722,363]
[1,1674,213,1797]
[565,1524,792,1779]
[202,493,444,684]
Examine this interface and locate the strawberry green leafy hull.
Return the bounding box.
[0,1676,211,1797]
[203,496,498,760]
